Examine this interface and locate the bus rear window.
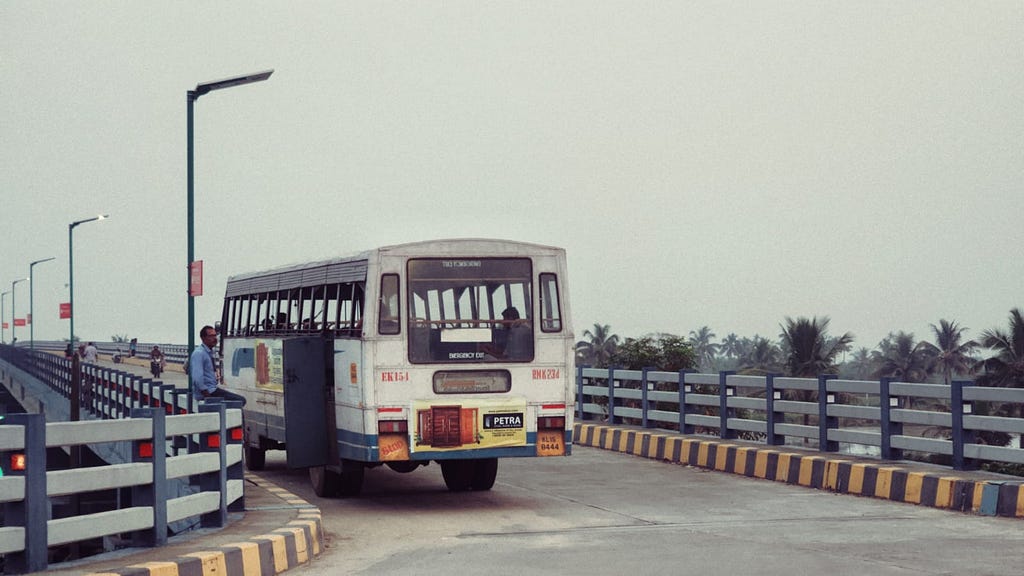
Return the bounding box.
[407,258,534,364]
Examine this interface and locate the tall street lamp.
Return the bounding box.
[29,257,56,352]
[68,215,109,348]
[1,290,8,344]
[187,69,273,382]
[10,278,27,343]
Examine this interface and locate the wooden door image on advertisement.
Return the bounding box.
[417,406,480,448]
[460,408,478,445]
[431,406,461,447]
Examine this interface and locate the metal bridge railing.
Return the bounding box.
[0,346,243,575]
[576,367,1024,472]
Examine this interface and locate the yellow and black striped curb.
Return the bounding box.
[87,475,323,576]
[574,423,1024,518]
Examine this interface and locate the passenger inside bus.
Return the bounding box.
[501,307,531,359]
[481,307,531,360]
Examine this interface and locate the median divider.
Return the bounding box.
[574,422,1024,519]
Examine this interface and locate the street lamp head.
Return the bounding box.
[193,69,274,98]
[30,257,57,267]
[70,213,111,229]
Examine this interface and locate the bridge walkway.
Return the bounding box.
[1,352,323,576]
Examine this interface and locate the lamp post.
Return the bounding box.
[29,257,56,352]
[1,290,8,344]
[68,215,109,348]
[187,69,273,389]
[10,278,27,344]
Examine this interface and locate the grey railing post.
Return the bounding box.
[765,374,783,445]
[950,380,977,471]
[879,377,902,460]
[719,371,736,439]
[678,369,695,434]
[576,365,585,421]
[198,400,228,528]
[130,407,168,547]
[818,374,838,452]
[2,413,48,574]
[607,367,617,425]
[224,399,246,512]
[641,367,651,429]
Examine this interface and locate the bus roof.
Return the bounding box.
[224,238,564,297]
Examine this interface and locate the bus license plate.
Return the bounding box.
[537,430,564,456]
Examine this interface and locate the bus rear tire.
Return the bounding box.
[441,460,474,492]
[245,445,266,471]
[309,465,340,497]
[471,458,498,491]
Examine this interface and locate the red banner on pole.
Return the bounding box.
[60,302,72,319]
[1,322,7,330]
[190,260,204,297]
[26,313,31,325]
[14,319,26,327]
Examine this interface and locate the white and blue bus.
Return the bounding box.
[219,239,574,496]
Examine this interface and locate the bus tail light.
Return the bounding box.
[206,434,222,449]
[378,420,408,434]
[230,427,244,442]
[538,416,565,430]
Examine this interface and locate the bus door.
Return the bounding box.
[282,336,337,468]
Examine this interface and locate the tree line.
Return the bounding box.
[575,308,1024,390]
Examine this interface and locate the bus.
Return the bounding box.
[219,238,574,496]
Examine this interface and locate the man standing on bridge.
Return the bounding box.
[191,325,245,405]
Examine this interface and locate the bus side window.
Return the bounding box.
[378,274,401,335]
[539,273,562,332]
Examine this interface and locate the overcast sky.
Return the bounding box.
[2,2,1022,352]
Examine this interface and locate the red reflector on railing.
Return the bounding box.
[11,453,27,471]
[206,434,221,448]
[138,442,154,458]
[230,427,244,442]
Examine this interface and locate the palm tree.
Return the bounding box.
[688,326,719,372]
[871,332,931,383]
[779,316,853,378]
[844,347,875,380]
[737,336,783,374]
[778,317,852,439]
[918,319,978,386]
[575,323,620,367]
[975,308,1024,390]
[719,333,741,360]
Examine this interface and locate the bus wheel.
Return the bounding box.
[441,460,474,492]
[338,460,365,498]
[245,445,266,471]
[309,465,341,498]
[471,458,498,491]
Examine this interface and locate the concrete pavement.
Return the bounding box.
[575,422,1024,519]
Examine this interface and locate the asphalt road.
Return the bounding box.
[255,446,1024,576]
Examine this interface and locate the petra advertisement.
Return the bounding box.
[412,398,527,453]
